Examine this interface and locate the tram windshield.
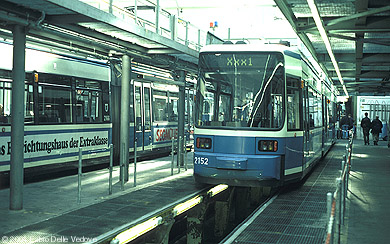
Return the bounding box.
[195,52,285,129]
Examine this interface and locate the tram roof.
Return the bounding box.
[199,43,300,55]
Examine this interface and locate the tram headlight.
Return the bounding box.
[258,140,278,152]
[196,137,212,149]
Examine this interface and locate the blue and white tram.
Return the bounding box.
[119,63,194,158]
[193,43,337,187]
[0,41,111,174]
[0,41,194,180]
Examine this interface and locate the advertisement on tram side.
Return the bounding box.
[0,127,109,170]
[154,126,178,143]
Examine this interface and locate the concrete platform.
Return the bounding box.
[1,138,389,244]
[0,152,196,243]
[222,138,390,244]
[343,138,390,243]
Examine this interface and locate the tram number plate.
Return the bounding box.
[194,157,209,166]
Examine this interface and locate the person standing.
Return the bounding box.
[360,112,371,145]
[371,116,383,145]
[340,113,354,138]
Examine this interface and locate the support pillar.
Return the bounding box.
[250,187,263,206]
[10,25,26,210]
[187,202,208,244]
[234,187,251,222]
[155,0,160,34]
[214,188,234,238]
[120,55,130,182]
[214,201,229,238]
[109,61,121,163]
[177,70,185,166]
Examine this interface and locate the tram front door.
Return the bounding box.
[134,81,152,152]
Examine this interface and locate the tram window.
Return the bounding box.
[0,80,34,124]
[308,88,315,128]
[199,91,215,125]
[38,85,72,123]
[37,78,104,124]
[135,86,142,131]
[75,90,101,123]
[197,52,284,129]
[153,90,168,122]
[168,92,178,122]
[76,90,88,122]
[308,88,322,128]
[329,102,336,127]
[0,79,11,123]
[0,73,107,124]
[76,80,104,123]
[91,91,100,122]
[272,94,283,128]
[144,87,151,130]
[25,84,34,123]
[287,77,301,130]
[129,82,134,123]
[218,94,231,124]
[316,94,322,127]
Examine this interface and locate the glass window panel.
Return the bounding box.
[39,85,72,123]
[308,88,323,128]
[25,84,34,123]
[135,86,142,131]
[144,87,151,130]
[168,92,178,122]
[129,81,134,123]
[75,89,89,122]
[75,80,103,123]
[0,79,11,123]
[196,52,284,129]
[153,90,168,122]
[287,77,301,130]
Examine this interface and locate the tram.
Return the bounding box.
[0,41,193,175]
[193,43,337,187]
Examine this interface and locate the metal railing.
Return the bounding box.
[80,0,210,51]
[324,130,353,244]
[76,136,189,203]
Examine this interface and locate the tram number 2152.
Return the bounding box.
[194,157,209,166]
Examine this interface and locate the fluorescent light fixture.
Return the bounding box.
[307,0,349,97]
[111,216,162,244]
[207,184,229,197]
[173,196,203,216]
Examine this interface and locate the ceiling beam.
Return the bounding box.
[44,0,199,58]
[328,33,390,47]
[326,5,390,27]
[354,0,368,81]
[60,23,149,54]
[298,16,390,33]
[274,0,330,76]
[330,70,390,78]
[47,14,98,24]
[147,48,180,54]
[319,53,390,63]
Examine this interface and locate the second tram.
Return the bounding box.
[0,41,194,178]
